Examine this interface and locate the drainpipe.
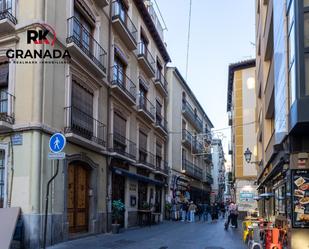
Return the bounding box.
[105,1,113,233]
[31,0,45,216]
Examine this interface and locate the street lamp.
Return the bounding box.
[244,148,252,163]
[244,148,260,164]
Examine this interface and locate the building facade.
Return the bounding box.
[0,0,171,248]
[211,139,225,203]
[227,60,258,217]
[108,0,170,230]
[166,67,214,205]
[255,0,309,247]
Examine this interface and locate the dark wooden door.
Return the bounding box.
[67,163,89,233]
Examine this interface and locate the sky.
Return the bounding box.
[156,0,256,154]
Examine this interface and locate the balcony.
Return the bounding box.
[135,148,155,170]
[66,17,107,78]
[136,42,156,78]
[111,0,137,50]
[110,66,136,106]
[0,91,14,131]
[108,132,136,161]
[64,106,106,150]
[182,129,203,154]
[154,71,168,97]
[182,159,203,180]
[204,154,212,164]
[155,159,169,175]
[182,100,203,132]
[0,1,17,34]
[137,94,155,123]
[204,173,214,184]
[154,114,168,136]
[93,0,109,8]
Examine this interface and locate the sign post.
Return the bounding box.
[43,133,66,249]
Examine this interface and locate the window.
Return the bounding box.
[71,81,94,138]
[182,148,186,162]
[113,55,126,86]
[0,0,11,12]
[0,63,9,114]
[140,32,148,56]
[73,8,93,51]
[156,100,162,120]
[115,0,127,23]
[139,131,147,163]
[114,113,126,152]
[0,150,5,208]
[156,60,162,80]
[139,84,147,109]
[156,143,162,168]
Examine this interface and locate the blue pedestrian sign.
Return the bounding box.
[49,133,66,153]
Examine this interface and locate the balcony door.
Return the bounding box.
[114,0,127,23]
[0,0,11,12]
[113,113,126,153]
[155,143,162,169]
[114,56,126,86]
[0,63,9,115]
[139,84,147,110]
[156,100,162,122]
[71,81,94,139]
[139,131,147,163]
[73,8,93,51]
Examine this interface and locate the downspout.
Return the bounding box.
[105,1,113,233]
[31,0,45,217]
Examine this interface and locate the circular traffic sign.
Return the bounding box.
[49,133,66,153]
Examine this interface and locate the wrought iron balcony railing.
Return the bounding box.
[155,159,169,174]
[182,99,203,131]
[137,42,156,73]
[67,16,107,73]
[155,114,168,133]
[111,0,138,42]
[182,159,203,180]
[0,1,17,24]
[137,94,155,120]
[64,106,106,146]
[109,132,137,160]
[155,71,168,94]
[137,148,155,170]
[110,65,136,102]
[0,91,14,124]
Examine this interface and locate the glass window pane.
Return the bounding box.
[305,0,309,7]
[288,24,295,67]
[304,13,309,47]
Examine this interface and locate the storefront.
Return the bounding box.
[111,162,167,228]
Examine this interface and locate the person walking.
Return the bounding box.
[211,202,219,223]
[224,201,238,230]
[188,201,196,222]
[220,202,226,219]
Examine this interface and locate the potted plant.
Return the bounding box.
[112,199,125,234]
[165,202,172,220]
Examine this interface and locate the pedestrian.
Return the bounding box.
[180,203,186,222]
[188,201,196,222]
[220,202,226,219]
[224,201,238,230]
[197,202,203,221]
[211,202,219,223]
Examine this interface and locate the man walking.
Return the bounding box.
[224,201,238,230]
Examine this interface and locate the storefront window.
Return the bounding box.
[275,184,286,215]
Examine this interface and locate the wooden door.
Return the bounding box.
[67,163,89,233]
[112,173,125,226]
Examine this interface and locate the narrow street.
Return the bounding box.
[48,220,245,249]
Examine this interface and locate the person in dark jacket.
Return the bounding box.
[211,202,219,223]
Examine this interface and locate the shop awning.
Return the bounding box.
[112,167,165,186]
[257,160,285,190]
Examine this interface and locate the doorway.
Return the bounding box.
[112,173,125,226]
[67,163,90,234]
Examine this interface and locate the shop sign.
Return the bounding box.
[292,169,309,228]
[240,192,254,202]
[129,183,137,192]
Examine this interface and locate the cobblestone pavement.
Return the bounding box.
[48,219,246,249]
